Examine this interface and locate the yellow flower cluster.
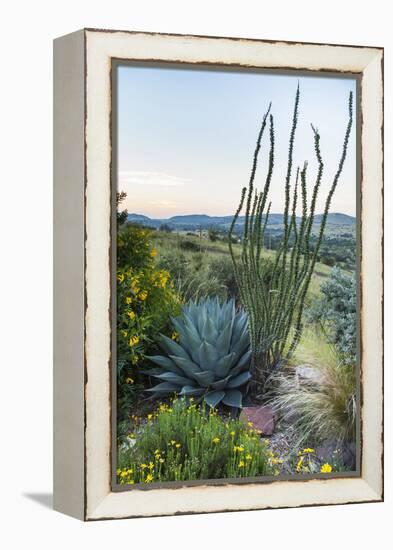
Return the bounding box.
[117,468,135,485]
[129,335,139,347]
[295,448,335,475]
[149,269,170,289]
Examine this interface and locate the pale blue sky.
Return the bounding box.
[117,65,357,218]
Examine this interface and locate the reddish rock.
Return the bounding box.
[240,406,275,435]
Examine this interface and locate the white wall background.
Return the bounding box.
[0,1,391,548]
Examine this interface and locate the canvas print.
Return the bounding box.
[114,64,357,486]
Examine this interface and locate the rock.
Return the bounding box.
[120,437,136,451]
[240,405,275,435]
[295,364,324,386]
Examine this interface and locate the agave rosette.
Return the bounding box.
[146,297,251,409]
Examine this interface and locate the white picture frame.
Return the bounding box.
[53,28,383,521]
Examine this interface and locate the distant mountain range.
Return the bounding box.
[127,212,355,231]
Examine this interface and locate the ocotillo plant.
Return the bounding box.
[229,86,353,396]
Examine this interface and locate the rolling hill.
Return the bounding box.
[126,212,356,231]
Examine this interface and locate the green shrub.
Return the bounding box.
[207,256,239,300]
[117,224,155,269]
[307,267,356,364]
[147,297,251,409]
[158,252,227,302]
[179,239,199,252]
[117,397,275,483]
[157,252,189,281]
[117,265,181,394]
[116,226,181,421]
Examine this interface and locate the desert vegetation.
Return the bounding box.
[116,87,357,484]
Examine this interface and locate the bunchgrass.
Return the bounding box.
[117,397,276,484]
[269,328,356,446]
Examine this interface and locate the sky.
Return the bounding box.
[117,64,357,218]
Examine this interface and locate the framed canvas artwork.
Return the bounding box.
[53,29,384,520]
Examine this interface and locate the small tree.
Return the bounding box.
[208,227,220,242]
[159,223,173,232]
[229,86,353,396]
[116,191,128,226]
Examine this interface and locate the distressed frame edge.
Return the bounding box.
[53,29,86,520]
[63,29,383,521]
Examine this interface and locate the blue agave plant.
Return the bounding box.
[146,297,251,409]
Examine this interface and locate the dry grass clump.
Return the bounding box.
[269,329,356,446]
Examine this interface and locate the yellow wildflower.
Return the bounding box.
[303,448,315,453]
[296,456,304,472]
[150,248,157,257]
[145,473,154,483]
[171,331,178,341]
[117,273,124,283]
[175,443,181,449]
[230,431,235,437]
[125,377,134,384]
[149,462,154,470]
[239,460,245,468]
[159,458,165,464]
[320,463,333,473]
[245,454,252,461]
[121,330,128,338]
[127,310,136,319]
[140,463,148,470]
[129,335,139,347]
[138,291,148,301]
[125,296,132,304]
[212,437,220,444]
[147,414,153,421]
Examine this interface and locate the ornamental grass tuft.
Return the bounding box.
[269,330,356,446]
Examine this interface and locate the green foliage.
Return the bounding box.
[179,238,200,252]
[159,223,173,232]
[157,251,227,302]
[117,397,275,483]
[116,191,128,226]
[116,226,181,421]
[208,227,220,242]
[229,86,354,394]
[147,297,251,409]
[270,330,356,445]
[307,267,356,364]
[207,256,239,301]
[117,224,155,269]
[117,265,181,368]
